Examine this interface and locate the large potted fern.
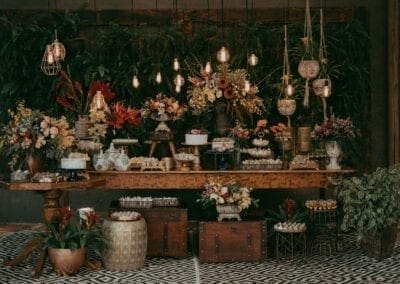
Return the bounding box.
[335,165,400,260]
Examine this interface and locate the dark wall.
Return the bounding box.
[0,0,388,223]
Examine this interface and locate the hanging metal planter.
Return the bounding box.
[298,0,320,107]
[41,44,61,76]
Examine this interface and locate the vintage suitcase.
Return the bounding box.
[199,221,267,262]
[135,207,187,257]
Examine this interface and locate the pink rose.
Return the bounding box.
[49,127,59,138]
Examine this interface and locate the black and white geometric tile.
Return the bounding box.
[0,231,399,284]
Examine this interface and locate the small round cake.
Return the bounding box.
[61,158,86,170]
[185,134,208,145]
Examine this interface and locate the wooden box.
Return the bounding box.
[135,207,187,257]
[199,221,267,263]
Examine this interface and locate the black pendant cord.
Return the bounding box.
[246,0,249,66]
[221,0,225,44]
[207,0,211,59]
[131,0,135,27]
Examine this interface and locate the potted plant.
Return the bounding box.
[44,206,107,276]
[0,101,75,175]
[197,176,258,222]
[335,165,400,259]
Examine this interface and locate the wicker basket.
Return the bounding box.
[360,222,398,260]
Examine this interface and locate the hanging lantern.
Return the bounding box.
[41,45,61,76]
[173,58,180,71]
[51,30,66,61]
[175,85,181,93]
[174,74,185,87]
[244,80,251,93]
[298,0,320,107]
[132,75,140,89]
[248,53,259,66]
[155,71,162,84]
[204,61,213,74]
[217,46,230,63]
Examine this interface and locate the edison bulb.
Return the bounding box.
[248,53,259,66]
[132,75,140,88]
[285,84,295,97]
[93,91,105,110]
[47,52,55,64]
[155,71,162,84]
[175,85,181,93]
[322,80,331,98]
[244,80,251,93]
[174,74,185,87]
[204,61,212,74]
[173,58,180,71]
[217,46,230,63]
[52,40,66,61]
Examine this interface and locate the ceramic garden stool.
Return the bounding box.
[102,216,147,271]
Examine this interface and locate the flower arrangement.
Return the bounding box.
[198,176,258,210]
[54,71,115,116]
[44,206,107,256]
[229,122,251,148]
[313,116,358,143]
[187,63,264,120]
[107,102,141,130]
[254,119,268,135]
[142,93,186,121]
[270,123,290,138]
[0,102,75,169]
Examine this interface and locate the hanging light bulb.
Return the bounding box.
[41,44,61,76]
[173,58,180,71]
[244,80,251,93]
[204,61,212,74]
[216,46,230,63]
[174,74,185,87]
[132,75,140,88]
[285,84,295,97]
[92,91,106,110]
[155,71,162,84]
[248,53,259,66]
[51,30,66,61]
[175,85,181,93]
[322,79,331,98]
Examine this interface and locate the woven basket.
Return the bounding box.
[360,222,398,260]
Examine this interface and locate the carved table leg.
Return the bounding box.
[42,190,62,223]
[4,237,43,267]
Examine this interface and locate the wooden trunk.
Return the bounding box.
[135,207,187,257]
[199,221,267,263]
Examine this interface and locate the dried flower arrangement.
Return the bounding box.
[142,93,186,121]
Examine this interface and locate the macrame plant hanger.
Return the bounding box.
[298,0,320,107]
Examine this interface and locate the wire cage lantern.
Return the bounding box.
[41,44,61,76]
[51,30,66,61]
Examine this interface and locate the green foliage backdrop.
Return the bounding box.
[0,9,370,168]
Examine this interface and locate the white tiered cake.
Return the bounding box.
[185,133,208,145]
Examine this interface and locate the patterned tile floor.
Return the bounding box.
[0,225,399,284]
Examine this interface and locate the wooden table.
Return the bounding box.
[88,170,354,190]
[0,179,105,223]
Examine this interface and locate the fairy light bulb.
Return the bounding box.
[132,75,140,88]
[175,85,181,93]
[174,74,185,87]
[322,80,331,98]
[93,91,105,110]
[244,80,251,93]
[155,71,162,84]
[285,84,295,97]
[46,45,55,64]
[217,46,230,63]
[248,53,259,66]
[173,58,180,71]
[205,61,212,74]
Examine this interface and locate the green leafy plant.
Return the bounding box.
[335,165,400,238]
[44,207,108,257]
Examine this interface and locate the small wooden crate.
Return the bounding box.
[135,207,187,257]
[199,221,267,263]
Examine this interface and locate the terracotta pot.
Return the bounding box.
[48,247,86,276]
[25,155,43,176]
[75,115,92,139]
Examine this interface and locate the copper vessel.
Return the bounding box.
[48,248,86,276]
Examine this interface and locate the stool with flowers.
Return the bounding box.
[197,176,258,222]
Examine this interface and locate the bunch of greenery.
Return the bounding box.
[335,165,400,238]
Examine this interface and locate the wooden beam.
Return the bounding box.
[388,0,400,165]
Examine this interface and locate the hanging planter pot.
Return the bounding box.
[277,98,296,117]
[298,60,320,107]
[313,78,331,97]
